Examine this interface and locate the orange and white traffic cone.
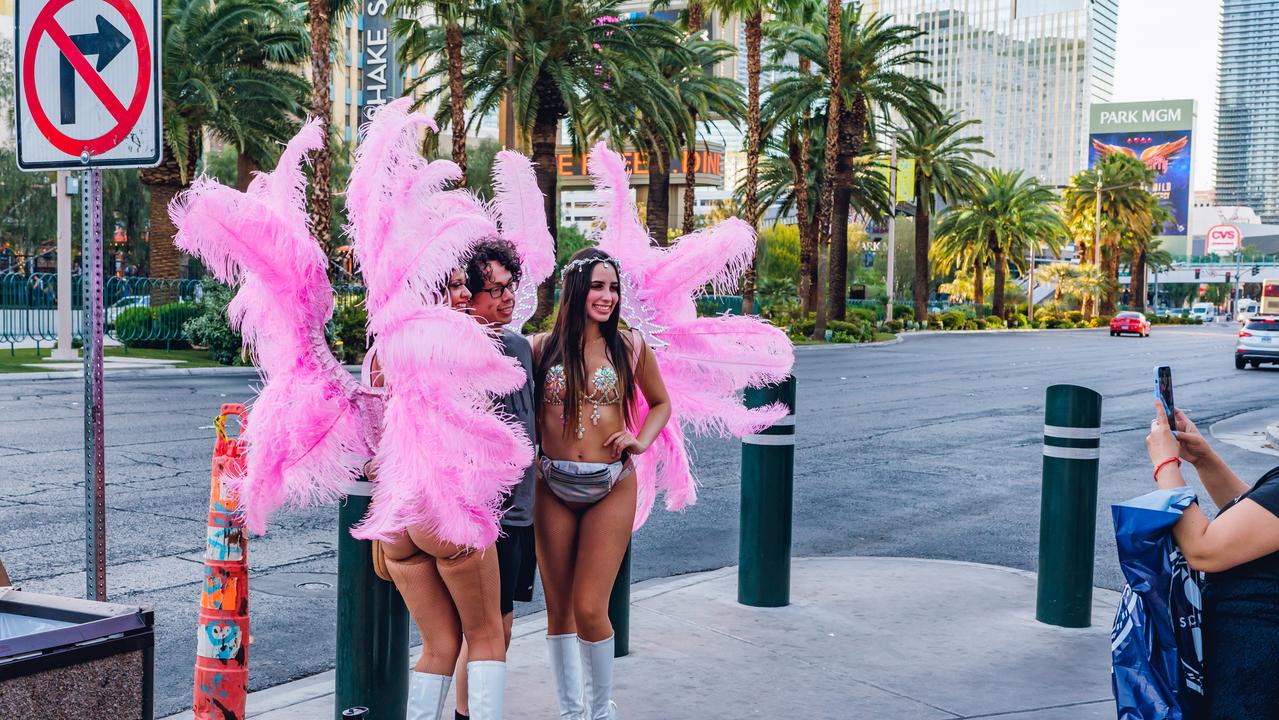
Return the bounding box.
[193,403,249,720]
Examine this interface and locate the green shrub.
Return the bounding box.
[113,306,153,341]
[847,306,877,324]
[961,320,979,330]
[329,301,368,364]
[184,279,243,365]
[153,302,199,334]
[941,311,966,330]
[984,316,1006,329]
[1010,313,1029,328]
[1065,310,1084,324]
[883,319,904,333]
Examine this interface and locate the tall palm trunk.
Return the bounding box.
[795,56,816,313]
[992,244,1007,319]
[740,10,762,315]
[530,76,564,325]
[446,22,467,184]
[811,0,842,340]
[308,0,333,262]
[235,154,258,192]
[680,1,702,237]
[1101,242,1120,315]
[140,131,198,302]
[645,133,671,245]
[912,177,929,322]
[788,132,816,312]
[827,96,866,322]
[1133,248,1148,312]
[972,259,985,310]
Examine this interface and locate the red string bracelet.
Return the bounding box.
[1154,456,1182,482]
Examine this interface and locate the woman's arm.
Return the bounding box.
[605,333,671,459]
[1172,409,1250,508]
[1150,402,1279,572]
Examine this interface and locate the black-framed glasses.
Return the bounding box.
[478,281,519,299]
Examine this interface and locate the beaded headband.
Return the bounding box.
[559,255,620,279]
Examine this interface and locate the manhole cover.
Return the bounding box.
[254,572,338,599]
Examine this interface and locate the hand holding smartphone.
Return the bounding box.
[1155,366,1177,437]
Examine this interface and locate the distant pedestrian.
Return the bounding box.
[1146,406,1279,717]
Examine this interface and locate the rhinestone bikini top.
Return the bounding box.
[544,364,621,439]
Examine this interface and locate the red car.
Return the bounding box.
[1110,311,1151,337]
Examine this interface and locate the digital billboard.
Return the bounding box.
[1089,99,1195,258]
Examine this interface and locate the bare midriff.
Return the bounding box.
[539,393,626,463]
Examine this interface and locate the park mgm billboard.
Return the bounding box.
[1088,99,1196,259]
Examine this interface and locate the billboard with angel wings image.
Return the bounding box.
[1088,131,1192,237]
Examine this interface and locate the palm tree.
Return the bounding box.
[681,0,703,236]
[143,0,309,282]
[694,0,767,311]
[639,35,743,244]
[1036,262,1079,307]
[307,0,359,263]
[1123,201,1173,312]
[1062,154,1156,316]
[432,1,684,320]
[1072,263,1109,317]
[394,0,476,182]
[763,0,823,311]
[934,169,1066,319]
[896,109,989,323]
[763,5,937,323]
[812,0,840,339]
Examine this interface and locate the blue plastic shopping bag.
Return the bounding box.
[1111,487,1205,720]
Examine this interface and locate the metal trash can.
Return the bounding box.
[0,589,155,719]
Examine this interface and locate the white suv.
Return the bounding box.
[1236,318,1279,369]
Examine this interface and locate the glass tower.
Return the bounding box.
[867,0,1117,186]
[1216,0,1279,223]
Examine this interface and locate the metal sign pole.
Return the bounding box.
[82,167,106,601]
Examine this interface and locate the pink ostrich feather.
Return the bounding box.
[169,118,371,535]
[490,150,554,330]
[586,142,796,529]
[346,98,533,548]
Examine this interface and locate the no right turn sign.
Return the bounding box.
[14,0,161,170]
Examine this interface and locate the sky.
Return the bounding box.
[1112,0,1221,192]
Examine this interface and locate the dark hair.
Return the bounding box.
[465,238,523,295]
[535,248,636,436]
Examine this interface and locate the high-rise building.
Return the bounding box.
[866,0,1117,186]
[1215,0,1279,223]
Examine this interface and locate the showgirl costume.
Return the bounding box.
[536,142,796,720]
[169,98,554,719]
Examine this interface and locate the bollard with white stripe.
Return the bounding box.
[739,376,797,608]
[1035,384,1103,628]
[335,475,409,720]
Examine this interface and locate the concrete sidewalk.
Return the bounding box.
[162,556,1118,720]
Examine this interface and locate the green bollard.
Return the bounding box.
[739,376,797,608]
[1036,384,1103,628]
[335,477,410,719]
[607,541,632,657]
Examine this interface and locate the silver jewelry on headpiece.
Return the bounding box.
[559,256,620,278]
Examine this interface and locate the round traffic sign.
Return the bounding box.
[22,0,151,158]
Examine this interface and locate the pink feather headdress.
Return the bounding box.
[170,119,372,535]
[585,142,795,529]
[344,98,533,548]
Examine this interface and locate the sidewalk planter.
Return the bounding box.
[0,589,155,719]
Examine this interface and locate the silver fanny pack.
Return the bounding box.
[540,457,626,504]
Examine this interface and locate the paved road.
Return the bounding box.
[1,324,1274,715]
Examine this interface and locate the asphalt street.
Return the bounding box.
[1,323,1275,716]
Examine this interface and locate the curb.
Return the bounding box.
[1267,423,1279,449]
[0,365,362,382]
[794,335,903,351]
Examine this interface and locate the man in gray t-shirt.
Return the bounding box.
[453,239,536,719]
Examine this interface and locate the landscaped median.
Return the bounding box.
[0,347,227,374]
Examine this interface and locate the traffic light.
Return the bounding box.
[1254,265,1261,276]
[1194,268,1201,279]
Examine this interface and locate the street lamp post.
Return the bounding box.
[886,136,898,323]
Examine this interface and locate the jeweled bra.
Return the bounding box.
[544,364,621,439]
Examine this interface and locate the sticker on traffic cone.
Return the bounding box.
[194,404,249,719]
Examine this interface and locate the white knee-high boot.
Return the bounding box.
[407,671,452,720]
[466,660,506,720]
[546,634,586,719]
[578,635,619,720]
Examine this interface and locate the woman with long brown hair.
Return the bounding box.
[532,248,671,720]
